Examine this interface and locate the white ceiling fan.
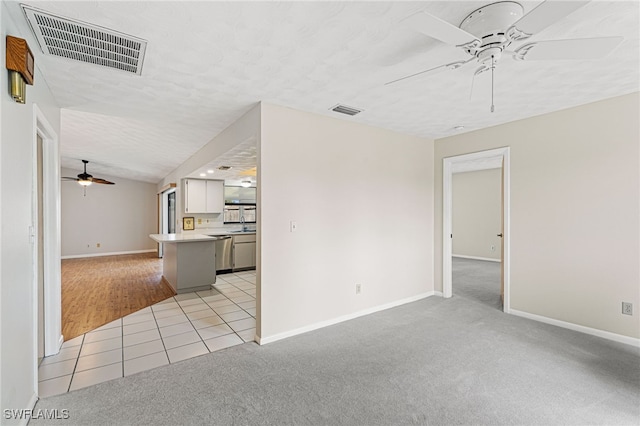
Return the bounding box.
[386,0,623,112]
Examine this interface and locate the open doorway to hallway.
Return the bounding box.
[451,168,502,310]
[442,147,510,312]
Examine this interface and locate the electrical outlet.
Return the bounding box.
[96,243,100,248]
[355,283,361,294]
[622,302,633,315]
[197,218,202,224]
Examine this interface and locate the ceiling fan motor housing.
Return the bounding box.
[459,1,524,57]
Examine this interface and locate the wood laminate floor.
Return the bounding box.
[62,252,176,341]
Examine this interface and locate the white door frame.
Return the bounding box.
[442,147,511,313]
[32,104,62,367]
[159,187,177,257]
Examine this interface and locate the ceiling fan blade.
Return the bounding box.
[385,58,474,86]
[514,37,624,61]
[62,177,80,181]
[510,0,589,38]
[89,177,115,185]
[402,11,478,47]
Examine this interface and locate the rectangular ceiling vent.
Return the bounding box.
[330,104,362,116]
[218,166,232,171]
[21,5,147,75]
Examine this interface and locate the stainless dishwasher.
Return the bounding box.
[215,236,233,272]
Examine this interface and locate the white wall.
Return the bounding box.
[1,1,61,420]
[434,93,640,340]
[453,169,502,260]
[259,103,434,341]
[61,168,157,257]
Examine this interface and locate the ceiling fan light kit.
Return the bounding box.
[458,1,524,57]
[390,0,624,112]
[62,160,115,196]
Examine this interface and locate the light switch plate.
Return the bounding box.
[290,221,297,232]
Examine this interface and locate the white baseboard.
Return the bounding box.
[453,254,500,263]
[257,292,436,345]
[61,249,157,259]
[510,309,640,348]
[44,334,64,357]
[14,393,40,426]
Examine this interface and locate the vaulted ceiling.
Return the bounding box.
[6,1,639,183]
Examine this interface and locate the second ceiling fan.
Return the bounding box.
[63,160,114,195]
[386,0,623,111]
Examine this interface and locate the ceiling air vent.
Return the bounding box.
[22,5,147,75]
[330,104,362,116]
[218,166,232,171]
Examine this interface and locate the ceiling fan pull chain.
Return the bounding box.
[469,72,476,100]
[490,55,495,113]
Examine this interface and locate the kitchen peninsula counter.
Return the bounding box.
[150,233,220,294]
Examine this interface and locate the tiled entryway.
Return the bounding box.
[38,271,257,397]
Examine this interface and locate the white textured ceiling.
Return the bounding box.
[6,0,639,183]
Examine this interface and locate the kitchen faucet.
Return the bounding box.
[240,215,246,232]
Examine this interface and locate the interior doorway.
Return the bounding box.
[442,147,510,313]
[37,134,45,364]
[451,169,502,309]
[158,185,177,257]
[33,104,62,368]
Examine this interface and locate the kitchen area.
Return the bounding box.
[151,173,257,295]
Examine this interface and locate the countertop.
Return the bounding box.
[149,233,221,243]
[205,230,256,236]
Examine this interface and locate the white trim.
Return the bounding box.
[443,159,453,298]
[159,187,177,258]
[32,105,62,360]
[257,292,436,345]
[510,309,640,348]
[443,147,511,313]
[17,393,39,426]
[453,254,501,263]
[61,249,157,259]
[56,334,64,351]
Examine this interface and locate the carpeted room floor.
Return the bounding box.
[30,258,640,425]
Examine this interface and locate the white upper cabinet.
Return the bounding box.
[205,180,224,213]
[185,179,206,213]
[184,179,223,214]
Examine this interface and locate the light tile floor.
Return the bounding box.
[38,271,257,398]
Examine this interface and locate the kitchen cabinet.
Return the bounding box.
[149,233,218,294]
[185,179,206,213]
[233,234,256,270]
[206,180,224,213]
[184,179,223,214]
